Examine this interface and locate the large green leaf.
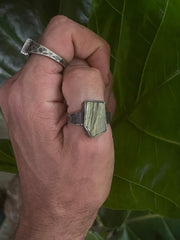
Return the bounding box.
[0,0,48,87]
[86,231,104,240]
[59,0,92,25]
[0,110,8,139]
[98,209,180,240]
[89,0,180,217]
[120,213,180,240]
[0,139,16,173]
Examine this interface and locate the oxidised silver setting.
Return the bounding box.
[69,100,110,137]
[21,38,68,68]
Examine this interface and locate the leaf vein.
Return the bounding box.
[126,214,160,224]
[160,217,176,240]
[104,0,121,15]
[114,174,180,209]
[125,225,142,240]
[129,183,137,203]
[127,118,180,147]
[116,0,126,66]
[0,149,15,162]
[112,70,180,128]
[135,0,170,103]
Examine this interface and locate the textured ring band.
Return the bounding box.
[21,38,68,68]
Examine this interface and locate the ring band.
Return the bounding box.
[21,38,68,68]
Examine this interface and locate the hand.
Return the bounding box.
[0,16,115,240]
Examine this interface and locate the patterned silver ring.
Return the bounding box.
[21,38,68,68]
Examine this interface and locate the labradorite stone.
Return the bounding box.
[84,101,107,137]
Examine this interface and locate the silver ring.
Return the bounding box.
[21,38,68,68]
[69,100,111,138]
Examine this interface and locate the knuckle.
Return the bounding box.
[49,15,70,26]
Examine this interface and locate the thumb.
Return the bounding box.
[62,59,105,114]
[62,58,109,141]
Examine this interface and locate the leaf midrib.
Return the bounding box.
[114,174,180,209]
[135,0,170,103]
[104,0,122,15]
[126,214,160,224]
[111,0,180,147]
[127,118,180,147]
[112,70,180,144]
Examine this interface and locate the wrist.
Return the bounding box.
[15,224,85,240]
[15,219,86,240]
[14,208,94,240]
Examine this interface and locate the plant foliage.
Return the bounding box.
[89,0,180,218]
[94,208,180,240]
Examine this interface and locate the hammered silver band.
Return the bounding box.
[21,38,68,68]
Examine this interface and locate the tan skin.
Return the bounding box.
[0,16,116,240]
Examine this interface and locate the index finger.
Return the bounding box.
[28,15,110,84]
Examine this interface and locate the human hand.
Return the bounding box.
[0,16,115,240]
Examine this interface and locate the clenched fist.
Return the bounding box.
[0,16,115,240]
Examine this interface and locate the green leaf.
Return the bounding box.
[0,108,9,139]
[59,0,92,25]
[0,139,17,173]
[0,0,49,87]
[117,211,180,240]
[86,231,104,240]
[29,0,60,26]
[98,209,180,240]
[98,208,129,228]
[89,0,180,217]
